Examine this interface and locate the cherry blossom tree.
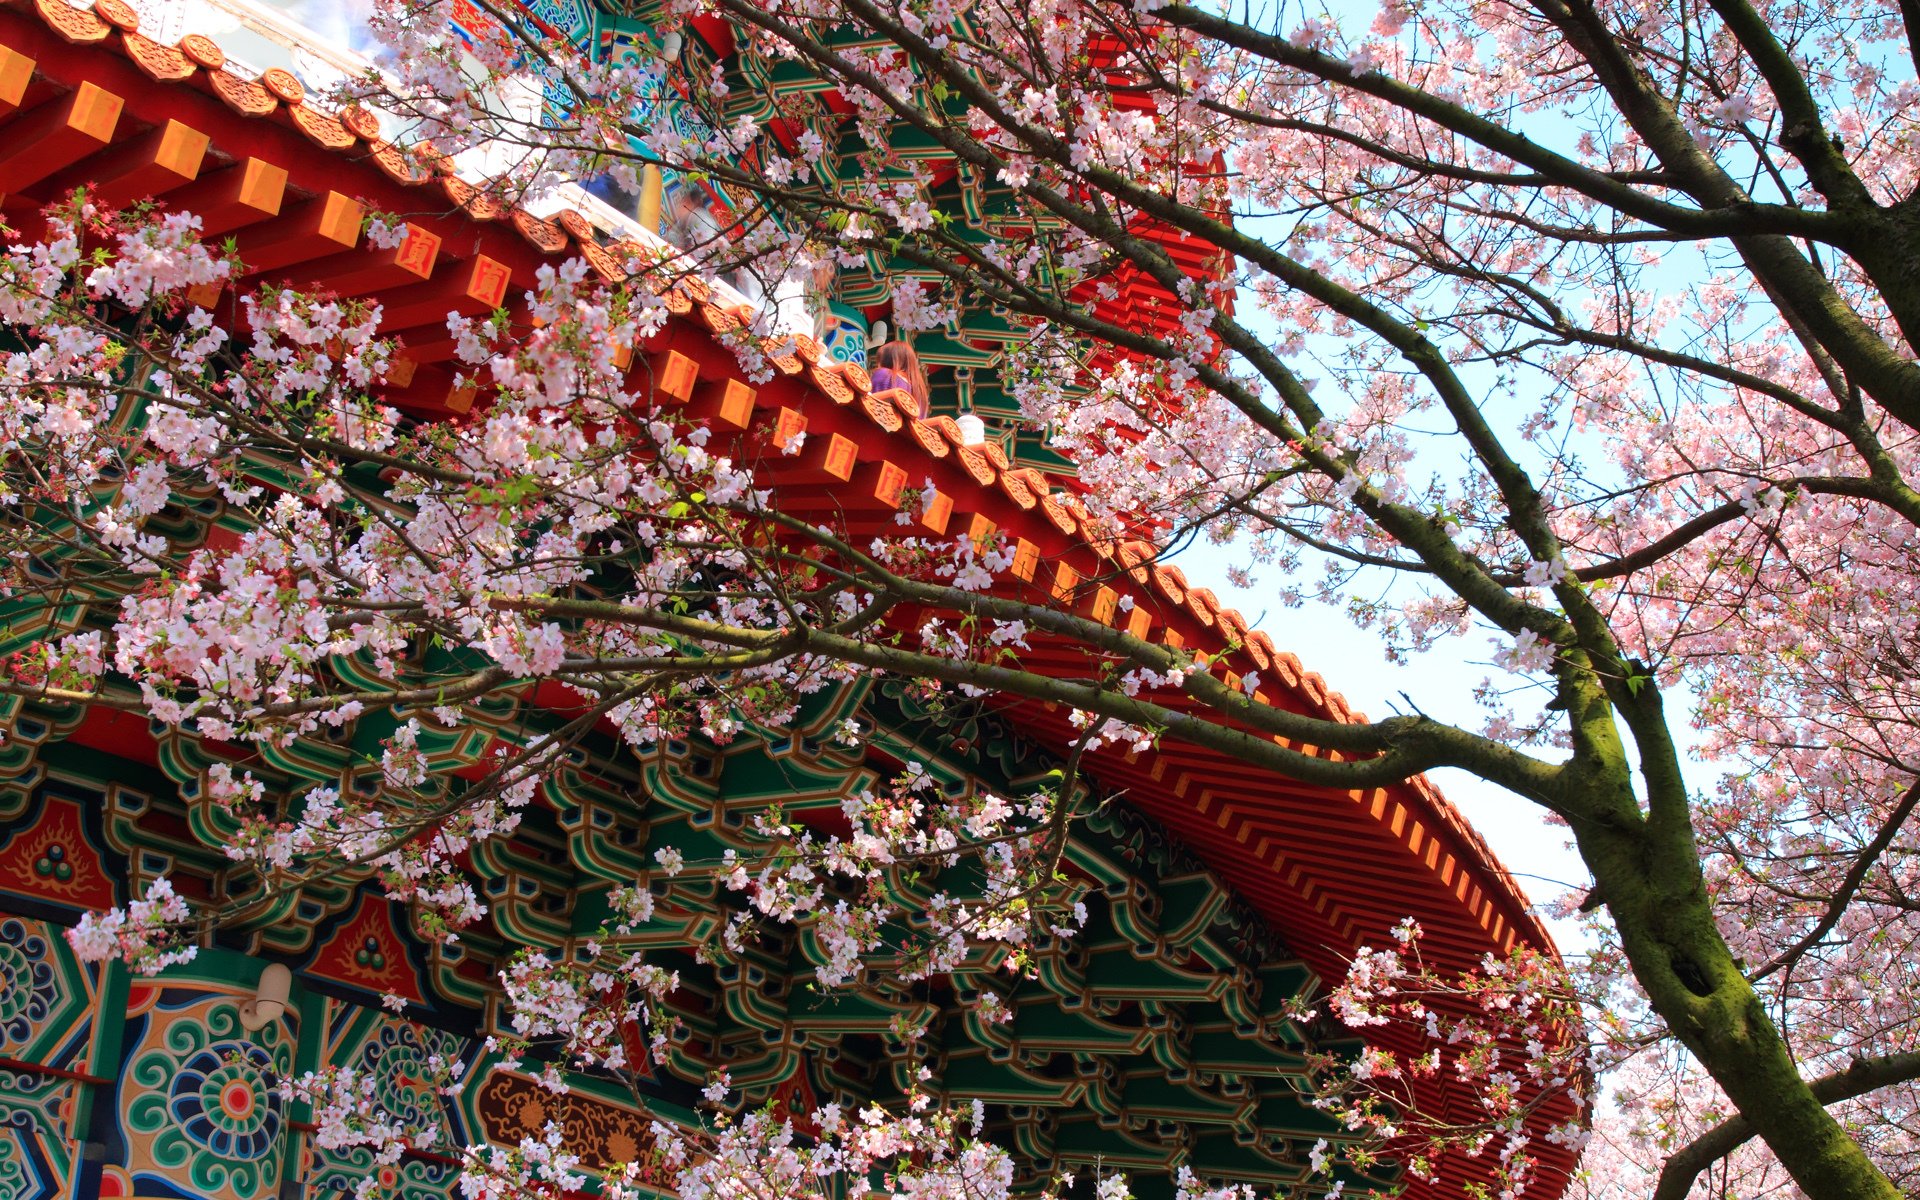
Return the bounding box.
[19,0,1920,1193]
[341,0,1920,1193]
[9,190,1578,1195]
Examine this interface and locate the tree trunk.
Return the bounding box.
[1578,793,1901,1200]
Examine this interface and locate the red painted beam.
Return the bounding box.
[287,222,442,298]
[377,253,513,332]
[165,156,286,235]
[38,114,208,208]
[232,190,362,275]
[0,78,121,195]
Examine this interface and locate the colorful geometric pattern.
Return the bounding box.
[0,1066,75,1200]
[0,675,1356,1198]
[306,1148,459,1200]
[115,980,296,1200]
[0,915,104,1200]
[324,1004,469,1144]
[515,0,594,42]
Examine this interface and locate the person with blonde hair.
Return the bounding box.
[868,340,931,419]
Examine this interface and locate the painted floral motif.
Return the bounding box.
[352,1019,465,1137]
[473,1070,658,1173]
[0,920,55,1049]
[0,1067,74,1200]
[306,895,426,1003]
[309,1147,458,1200]
[168,1042,284,1160]
[122,986,292,1200]
[0,798,115,910]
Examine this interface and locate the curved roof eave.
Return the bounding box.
[0,1,1577,1191]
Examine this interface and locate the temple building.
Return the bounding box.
[0,1,1574,1199]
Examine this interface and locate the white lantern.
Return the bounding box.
[956,411,986,446]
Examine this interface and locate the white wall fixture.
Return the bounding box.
[238,962,293,1031]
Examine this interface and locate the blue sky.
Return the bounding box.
[1170,535,1610,952]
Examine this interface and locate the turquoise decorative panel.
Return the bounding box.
[819,301,870,368]
[595,13,674,178]
[442,0,593,114]
[514,0,593,44]
[596,12,731,216]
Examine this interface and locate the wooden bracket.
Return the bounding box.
[0,46,34,118]
[44,116,206,208]
[771,407,807,453]
[1010,539,1040,583]
[293,223,441,297]
[646,349,699,404]
[376,254,512,330]
[234,191,362,276]
[1051,561,1079,603]
[0,81,122,195]
[167,157,286,236]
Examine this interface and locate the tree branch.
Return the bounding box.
[1653,1050,1920,1200]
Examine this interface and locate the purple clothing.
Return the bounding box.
[869,367,927,417]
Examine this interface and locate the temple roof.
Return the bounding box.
[0,0,1577,1192]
